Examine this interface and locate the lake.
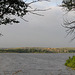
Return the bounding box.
[0,53,75,75]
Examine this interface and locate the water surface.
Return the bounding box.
[0,53,75,75]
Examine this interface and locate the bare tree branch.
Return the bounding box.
[0,0,50,25]
[61,0,75,40]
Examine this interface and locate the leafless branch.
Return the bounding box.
[28,11,44,16]
[20,17,28,22]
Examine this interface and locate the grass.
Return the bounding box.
[65,56,75,70]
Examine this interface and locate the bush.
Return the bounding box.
[65,56,75,69]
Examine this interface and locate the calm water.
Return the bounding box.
[0,53,75,75]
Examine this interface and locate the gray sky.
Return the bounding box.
[0,0,75,48]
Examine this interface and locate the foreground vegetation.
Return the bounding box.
[65,56,75,70]
[0,47,75,53]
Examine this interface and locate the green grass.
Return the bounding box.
[65,56,75,70]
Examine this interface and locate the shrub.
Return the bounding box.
[65,56,75,69]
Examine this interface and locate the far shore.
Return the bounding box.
[0,47,75,53]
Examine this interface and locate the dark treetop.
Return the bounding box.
[0,0,29,25]
[62,0,75,40]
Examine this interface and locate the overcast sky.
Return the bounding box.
[0,0,75,48]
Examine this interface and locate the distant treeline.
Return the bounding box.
[0,48,54,53]
[0,47,75,53]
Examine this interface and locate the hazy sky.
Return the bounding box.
[0,0,75,48]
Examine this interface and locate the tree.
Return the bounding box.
[61,0,75,40]
[0,0,50,36]
[62,0,75,11]
[0,0,48,25]
[0,0,28,25]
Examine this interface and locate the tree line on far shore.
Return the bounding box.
[0,47,75,53]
